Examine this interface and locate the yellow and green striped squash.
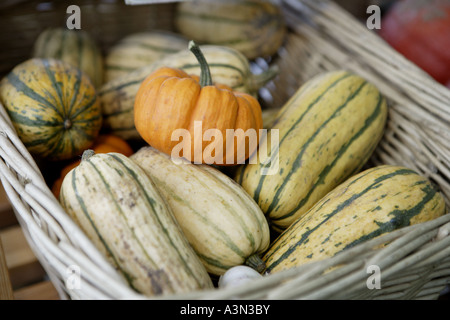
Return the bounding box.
[131,146,270,276]
[59,150,214,296]
[104,30,189,82]
[236,70,388,231]
[175,0,286,59]
[33,28,103,88]
[0,58,102,161]
[263,165,447,273]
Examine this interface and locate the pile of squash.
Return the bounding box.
[0,0,446,297]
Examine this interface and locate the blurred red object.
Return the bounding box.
[379,0,450,87]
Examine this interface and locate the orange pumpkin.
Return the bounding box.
[134,41,263,166]
[52,134,133,198]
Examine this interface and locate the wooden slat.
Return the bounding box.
[0,183,17,229]
[0,225,49,291]
[0,207,17,229]
[9,260,47,290]
[0,225,37,270]
[13,280,59,300]
[0,224,60,299]
[0,237,14,300]
[0,181,60,299]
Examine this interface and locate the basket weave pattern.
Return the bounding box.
[0,0,449,300]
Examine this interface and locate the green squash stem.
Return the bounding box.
[81,149,95,161]
[64,119,72,130]
[245,254,265,273]
[189,40,213,88]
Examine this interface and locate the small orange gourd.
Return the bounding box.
[134,41,263,166]
[52,134,133,198]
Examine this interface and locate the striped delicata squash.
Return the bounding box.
[131,146,270,276]
[236,70,389,231]
[33,28,103,88]
[175,0,286,59]
[59,150,214,296]
[263,165,447,273]
[104,30,189,82]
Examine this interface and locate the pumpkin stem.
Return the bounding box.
[189,40,213,87]
[81,149,95,162]
[244,254,265,273]
[64,119,72,130]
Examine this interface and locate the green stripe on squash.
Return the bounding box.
[236,70,388,232]
[174,0,286,59]
[263,165,447,273]
[104,31,189,82]
[99,45,278,140]
[0,58,102,161]
[59,150,214,296]
[32,28,103,88]
[130,146,270,276]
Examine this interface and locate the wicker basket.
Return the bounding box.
[0,0,449,300]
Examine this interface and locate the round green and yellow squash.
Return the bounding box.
[0,58,102,161]
[104,30,189,82]
[263,165,447,274]
[175,0,286,59]
[59,150,214,296]
[100,44,278,140]
[131,146,270,276]
[32,28,103,88]
[236,70,389,232]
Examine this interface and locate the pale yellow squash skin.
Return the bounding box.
[59,151,214,296]
[175,0,286,59]
[236,70,388,231]
[130,146,270,276]
[99,45,277,140]
[104,31,189,82]
[263,165,447,274]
